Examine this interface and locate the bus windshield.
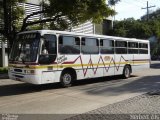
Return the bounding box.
[9,33,40,63]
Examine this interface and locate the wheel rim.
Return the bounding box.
[63,73,72,84]
[125,67,130,78]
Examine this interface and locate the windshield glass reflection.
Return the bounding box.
[10,33,40,63]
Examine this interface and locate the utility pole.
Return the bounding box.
[142,1,156,21]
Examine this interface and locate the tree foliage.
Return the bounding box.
[108,17,160,57]
[0,0,25,46]
[141,8,160,20]
[108,0,120,5]
[22,0,116,31]
[108,18,160,40]
[0,0,117,48]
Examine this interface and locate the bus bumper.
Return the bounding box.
[8,72,41,84]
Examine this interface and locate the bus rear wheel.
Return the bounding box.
[60,71,73,87]
[123,65,131,78]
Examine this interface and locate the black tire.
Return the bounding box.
[123,65,131,79]
[60,71,73,87]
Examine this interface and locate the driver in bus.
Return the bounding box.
[41,40,49,54]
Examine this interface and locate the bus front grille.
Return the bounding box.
[14,75,24,78]
[14,69,22,72]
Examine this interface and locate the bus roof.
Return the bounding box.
[19,30,149,43]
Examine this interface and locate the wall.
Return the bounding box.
[0,48,8,67]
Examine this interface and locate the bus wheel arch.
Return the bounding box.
[123,64,132,78]
[60,68,77,87]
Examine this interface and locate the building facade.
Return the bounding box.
[0,0,113,67]
[0,0,8,67]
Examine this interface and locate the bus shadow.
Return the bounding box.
[73,75,137,87]
[0,75,137,97]
[84,75,160,97]
[150,62,160,69]
[0,82,62,97]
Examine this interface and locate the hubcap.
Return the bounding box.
[63,73,72,84]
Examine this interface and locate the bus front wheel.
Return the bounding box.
[123,65,131,78]
[60,71,73,87]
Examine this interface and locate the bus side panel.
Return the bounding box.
[132,54,150,73]
[79,55,95,79]
[75,54,104,80]
[114,54,128,75]
[57,55,84,80]
[90,54,103,78]
[101,55,115,77]
[54,71,62,83]
[74,55,89,80]
[125,54,134,73]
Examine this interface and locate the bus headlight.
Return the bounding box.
[24,70,35,74]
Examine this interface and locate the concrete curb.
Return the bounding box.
[0,73,9,79]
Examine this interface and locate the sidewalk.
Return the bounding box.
[0,73,9,79]
[66,90,160,120]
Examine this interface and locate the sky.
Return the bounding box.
[114,0,160,20]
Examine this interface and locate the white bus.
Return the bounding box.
[8,30,150,87]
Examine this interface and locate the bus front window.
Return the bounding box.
[9,33,40,63]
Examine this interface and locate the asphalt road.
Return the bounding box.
[0,61,160,120]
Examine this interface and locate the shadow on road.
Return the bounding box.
[0,75,136,97]
[0,82,62,97]
[0,62,159,97]
[84,75,160,96]
[0,74,160,97]
[150,63,160,69]
[73,75,136,87]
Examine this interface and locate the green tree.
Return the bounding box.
[108,18,159,39]
[0,0,25,47]
[0,0,118,48]
[108,0,120,5]
[141,8,160,20]
[107,17,160,58]
[21,0,116,31]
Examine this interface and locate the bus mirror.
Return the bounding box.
[38,55,50,64]
[38,54,56,64]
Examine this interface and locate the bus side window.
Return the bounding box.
[75,37,80,45]
[59,35,80,54]
[96,39,99,46]
[81,37,99,54]
[100,39,114,54]
[81,38,85,45]
[100,40,103,46]
[128,42,138,54]
[115,40,127,54]
[139,43,148,54]
[59,36,63,44]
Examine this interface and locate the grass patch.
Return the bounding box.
[0,67,8,74]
